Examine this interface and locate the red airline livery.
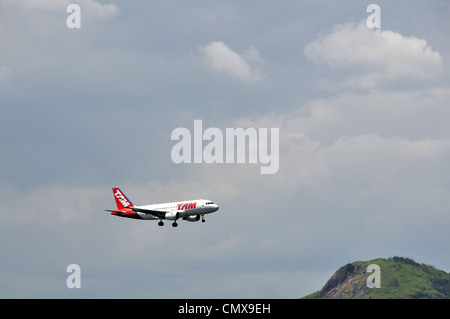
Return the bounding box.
[105,188,219,227]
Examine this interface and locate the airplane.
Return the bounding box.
[105,188,219,227]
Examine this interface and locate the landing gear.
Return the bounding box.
[201,214,205,223]
[157,219,179,227]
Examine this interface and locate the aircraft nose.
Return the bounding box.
[213,204,219,212]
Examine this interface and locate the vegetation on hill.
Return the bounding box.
[303,257,450,299]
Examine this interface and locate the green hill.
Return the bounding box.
[303,257,450,299]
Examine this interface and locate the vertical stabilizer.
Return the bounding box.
[112,188,134,209]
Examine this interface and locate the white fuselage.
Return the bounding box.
[136,199,219,220]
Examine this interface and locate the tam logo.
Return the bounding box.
[115,190,131,207]
[177,202,197,210]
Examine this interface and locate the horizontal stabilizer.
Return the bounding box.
[105,209,126,215]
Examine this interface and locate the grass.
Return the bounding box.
[303,257,450,299]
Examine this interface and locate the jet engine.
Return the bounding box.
[165,211,179,220]
[184,215,200,222]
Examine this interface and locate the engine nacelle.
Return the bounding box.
[184,215,200,222]
[165,211,179,220]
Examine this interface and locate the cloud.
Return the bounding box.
[304,21,443,89]
[228,85,450,203]
[313,134,450,187]
[199,41,263,82]
[3,0,119,19]
[78,0,119,20]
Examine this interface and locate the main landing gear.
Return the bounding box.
[158,216,205,227]
[157,219,178,227]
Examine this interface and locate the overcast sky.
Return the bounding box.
[1,0,450,298]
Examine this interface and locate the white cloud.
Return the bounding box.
[199,41,263,82]
[305,21,443,88]
[78,0,119,20]
[316,134,450,184]
[285,88,450,144]
[229,85,450,199]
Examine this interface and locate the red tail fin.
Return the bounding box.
[112,188,134,209]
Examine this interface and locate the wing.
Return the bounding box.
[126,206,166,218]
